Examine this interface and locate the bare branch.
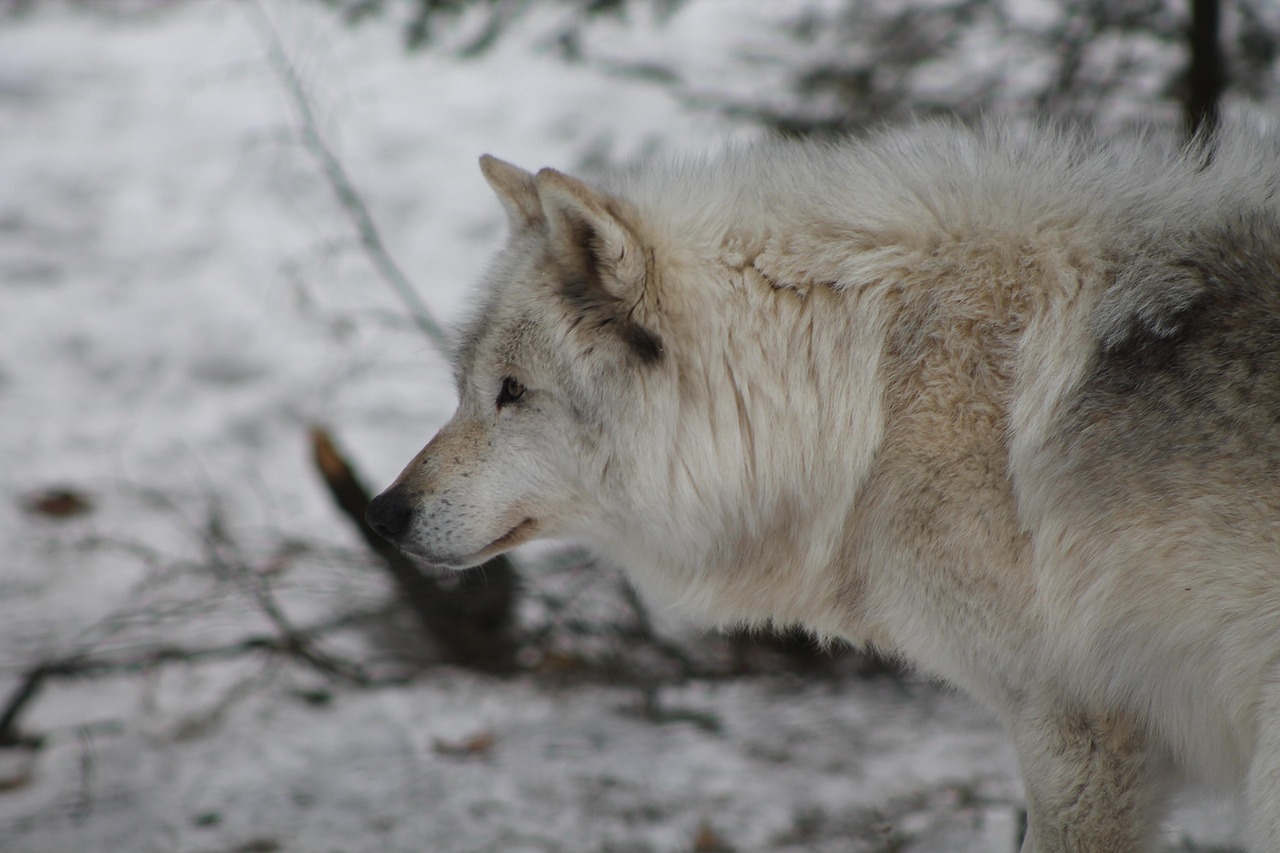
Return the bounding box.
[244,0,449,350]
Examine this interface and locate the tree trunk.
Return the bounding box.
[1186,0,1225,138]
[311,428,519,673]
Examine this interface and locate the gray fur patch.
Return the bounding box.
[1090,251,1209,353]
[1067,210,1280,480]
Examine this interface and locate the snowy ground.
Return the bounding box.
[0,2,1245,850]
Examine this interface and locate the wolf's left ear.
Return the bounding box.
[480,155,544,230]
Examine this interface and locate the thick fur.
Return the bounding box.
[370,122,1280,851]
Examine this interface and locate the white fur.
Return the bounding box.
[375,120,1280,851]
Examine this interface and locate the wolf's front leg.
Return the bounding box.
[1010,701,1164,853]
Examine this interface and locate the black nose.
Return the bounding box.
[365,488,413,543]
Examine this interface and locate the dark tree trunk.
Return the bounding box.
[1186,0,1226,138]
[311,428,519,673]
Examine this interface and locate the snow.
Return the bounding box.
[0,1,1245,850]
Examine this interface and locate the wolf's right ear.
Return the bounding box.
[480,155,544,231]
[533,168,649,296]
[533,168,663,364]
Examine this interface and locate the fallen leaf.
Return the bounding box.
[433,731,495,758]
[693,820,733,852]
[25,487,92,519]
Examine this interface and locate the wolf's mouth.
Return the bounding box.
[405,517,539,570]
[485,517,538,552]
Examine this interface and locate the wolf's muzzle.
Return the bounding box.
[366,487,413,544]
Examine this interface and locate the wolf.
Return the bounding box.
[366,120,1280,851]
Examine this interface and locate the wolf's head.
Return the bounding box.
[365,153,886,625]
[365,156,675,571]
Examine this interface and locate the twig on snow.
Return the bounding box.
[0,606,397,748]
[190,495,375,686]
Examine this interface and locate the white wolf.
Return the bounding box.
[367,121,1280,851]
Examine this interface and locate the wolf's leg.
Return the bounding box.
[1245,667,1280,851]
[1010,702,1162,853]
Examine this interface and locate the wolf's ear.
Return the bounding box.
[535,168,649,298]
[534,168,661,363]
[480,155,544,230]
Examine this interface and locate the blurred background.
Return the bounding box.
[0,1,1273,850]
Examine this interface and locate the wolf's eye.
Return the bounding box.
[496,376,526,408]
